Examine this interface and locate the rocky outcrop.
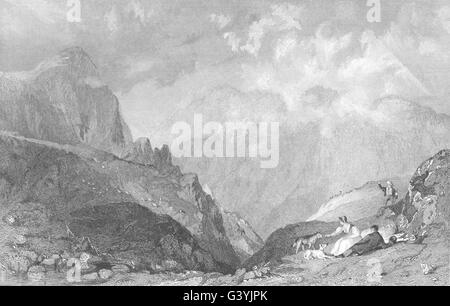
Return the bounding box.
[220,209,264,262]
[0,135,243,271]
[0,134,236,274]
[0,47,132,155]
[122,137,260,263]
[121,137,155,166]
[391,149,450,234]
[121,137,181,176]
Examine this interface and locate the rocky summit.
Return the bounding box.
[0,47,131,156]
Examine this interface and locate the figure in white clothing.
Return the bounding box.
[326,216,362,256]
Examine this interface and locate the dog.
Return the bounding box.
[292,232,323,254]
[303,244,333,260]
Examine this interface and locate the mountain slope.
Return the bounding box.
[220,209,264,262]
[178,95,450,238]
[0,47,132,156]
[307,178,408,222]
[243,149,450,270]
[0,133,229,274]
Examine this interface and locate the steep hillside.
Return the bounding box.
[307,178,408,222]
[244,149,450,270]
[0,47,132,156]
[0,132,244,273]
[0,133,232,274]
[220,209,264,262]
[120,137,259,265]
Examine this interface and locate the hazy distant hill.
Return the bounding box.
[178,89,450,238]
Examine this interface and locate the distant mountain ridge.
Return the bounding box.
[177,92,450,238]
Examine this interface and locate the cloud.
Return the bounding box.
[221,3,303,57]
[223,32,241,52]
[124,57,157,78]
[125,0,152,24]
[238,21,436,134]
[104,5,119,33]
[240,17,276,56]
[418,39,439,55]
[436,5,450,34]
[274,35,297,61]
[0,0,74,64]
[6,0,64,24]
[0,0,65,40]
[210,13,231,30]
[2,0,450,141]
[270,3,303,32]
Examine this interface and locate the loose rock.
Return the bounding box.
[27,265,46,282]
[82,272,99,281]
[111,264,130,274]
[99,269,113,280]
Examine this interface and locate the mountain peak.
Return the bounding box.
[58,47,96,67]
[0,48,132,154]
[29,47,96,79]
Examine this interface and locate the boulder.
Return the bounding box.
[243,271,256,280]
[82,272,99,281]
[98,269,113,280]
[79,253,91,270]
[232,268,247,284]
[111,264,130,274]
[162,259,183,271]
[3,253,32,274]
[13,234,27,246]
[27,265,46,282]
[4,215,16,225]
[18,250,38,263]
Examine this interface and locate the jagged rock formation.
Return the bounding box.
[392,149,450,234]
[244,149,449,269]
[0,133,237,273]
[121,137,261,266]
[121,137,155,166]
[0,47,132,156]
[121,137,181,177]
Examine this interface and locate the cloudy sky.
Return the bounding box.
[1,0,449,144]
